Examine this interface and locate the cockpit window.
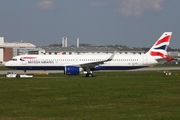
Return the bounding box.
[11,58,17,61]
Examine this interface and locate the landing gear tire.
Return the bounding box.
[86,73,93,77]
[16,74,20,78]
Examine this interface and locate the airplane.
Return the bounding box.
[5,32,174,77]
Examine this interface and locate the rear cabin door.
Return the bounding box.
[143,55,148,65]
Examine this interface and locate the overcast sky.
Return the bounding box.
[0,0,180,48]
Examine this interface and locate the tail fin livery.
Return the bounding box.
[146,32,174,62]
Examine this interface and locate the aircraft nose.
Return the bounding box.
[5,61,11,67]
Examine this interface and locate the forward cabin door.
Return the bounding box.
[22,60,28,65]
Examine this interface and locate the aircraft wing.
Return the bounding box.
[79,51,116,68]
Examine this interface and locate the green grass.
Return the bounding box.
[155,64,180,67]
[0,71,180,120]
[0,65,11,70]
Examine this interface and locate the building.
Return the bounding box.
[28,46,144,55]
[0,37,37,63]
[4,42,36,57]
[0,37,4,64]
[27,37,145,55]
[3,48,13,62]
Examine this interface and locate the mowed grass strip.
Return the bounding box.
[0,71,180,120]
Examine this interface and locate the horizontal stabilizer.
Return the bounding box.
[156,55,175,63]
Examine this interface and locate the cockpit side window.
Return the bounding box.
[11,58,17,61]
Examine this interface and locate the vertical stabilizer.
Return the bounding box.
[145,32,173,62]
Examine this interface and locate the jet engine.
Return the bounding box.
[64,66,83,75]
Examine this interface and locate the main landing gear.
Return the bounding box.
[86,73,93,77]
[24,70,27,75]
[85,68,93,77]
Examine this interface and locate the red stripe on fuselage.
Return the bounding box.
[21,57,36,59]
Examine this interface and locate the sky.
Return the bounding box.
[0,0,180,48]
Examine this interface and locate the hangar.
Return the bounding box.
[36,46,145,55]
[28,37,145,55]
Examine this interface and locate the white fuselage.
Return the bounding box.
[5,54,158,71]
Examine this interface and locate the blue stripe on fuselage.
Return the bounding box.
[6,66,65,70]
[92,66,146,70]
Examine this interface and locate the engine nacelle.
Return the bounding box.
[64,66,83,75]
